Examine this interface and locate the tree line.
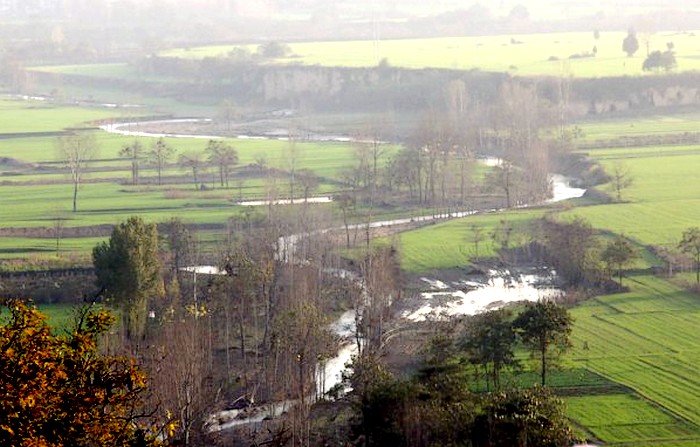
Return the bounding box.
[59,135,240,212]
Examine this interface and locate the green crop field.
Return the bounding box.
[395,209,544,272]
[566,393,699,444]
[560,140,700,249]
[565,275,700,444]
[0,98,126,133]
[0,98,405,259]
[159,30,700,78]
[577,112,700,143]
[389,120,700,445]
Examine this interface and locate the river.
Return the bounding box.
[106,119,585,431]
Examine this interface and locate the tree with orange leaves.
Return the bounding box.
[0,299,163,447]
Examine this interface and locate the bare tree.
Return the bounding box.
[469,224,485,259]
[205,139,238,187]
[144,316,218,447]
[335,194,356,249]
[611,162,634,202]
[52,209,67,256]
[297,168,319,203]
[119,139,142,185]
[287,128,301,203]
[178,152,204,189]
[56,132,98,212]
[217,99,238,132]
[147,137,175,186]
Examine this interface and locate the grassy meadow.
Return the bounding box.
[387,113,700,445]
[159,30,700,78]
[566,275,700,445]
[395,209,544,272]
[0,97,399,260]
[31,30,700,81]
[563,142,700,249]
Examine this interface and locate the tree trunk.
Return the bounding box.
[541,337,547,387]
[72,181,79,212]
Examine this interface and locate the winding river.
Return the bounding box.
[104,119,586,431]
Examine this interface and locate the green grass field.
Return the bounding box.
[158,30,700,78]
[388,120,700,444]
[0,302,82,333]
[0,98,126,133]
[31,30,700,80]
[577,113,700,143]
[563,141,700,249]
[565,275,700,445]
[0,98,404,259]
[395,209,544,272]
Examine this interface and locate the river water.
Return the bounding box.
[107,119,585,431]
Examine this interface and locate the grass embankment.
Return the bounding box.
[0,99,125,133]
[391,120,700,444]
[0,98,403,259]
[158,30,700,78]
[395,209,543,273]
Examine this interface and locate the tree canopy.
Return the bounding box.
[601,236,637,284]
[622,30,639,57]
[459,308,517,390]
[513,301,572,386]
[93,216,163,340]
[0,299,162,447]
[679,227,700,284]
[642,50,677,72]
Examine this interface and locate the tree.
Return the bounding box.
[0,299,162,446]
[473,387,574,447]
[297,168,319,202]
[120,139,142,185]
[623,29,639,57]
[57,133,98,212]
[459,309,517,390]
[258,41,290,58]
[162,217,193,274]
[335,193,356,248]
[469,224,485,259]
[143,315,215,447]
[513,301,572,386]
[147,138,175,186]
[205,139,238,187]
[93,216,164,340]
[679,227,700,284]
[601,236,637,284]
[539,217,601,286]
[642,50,677,72]
[611,162,633,202]
[178,152,204,189]
[217,99,238,131]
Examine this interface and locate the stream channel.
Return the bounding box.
[102,118,586,431]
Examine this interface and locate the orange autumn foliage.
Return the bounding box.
[0,299,162,447]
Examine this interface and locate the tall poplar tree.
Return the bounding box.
[93,216,164,340]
